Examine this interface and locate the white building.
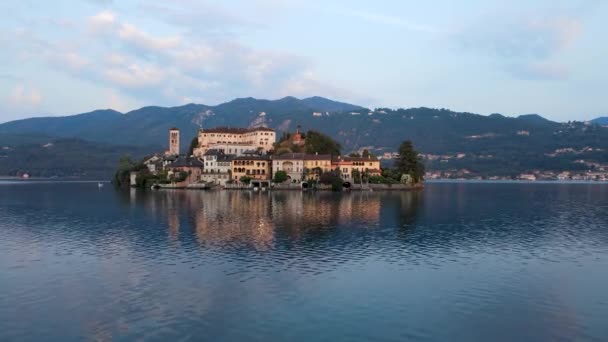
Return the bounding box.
[272,153,306,182]
[200,149,234,186]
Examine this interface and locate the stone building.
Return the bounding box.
[167,127,180,155]
[193,127,276,157]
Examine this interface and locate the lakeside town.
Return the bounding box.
[118,125,424,191]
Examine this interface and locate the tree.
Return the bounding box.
[273,170,288,183]
[362,149,372,158]
[188,137,198,156]
[349,152,361,157]
[395,140,425,183]
[304,130,341,155]
[240,176,252,184]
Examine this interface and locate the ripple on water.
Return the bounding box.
[1,182,608,341]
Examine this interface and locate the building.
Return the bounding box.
[303,154,332,179]
[193,127,276,157]
[231,153,271,182]
[200,149,234,186]
[168,128,180,155]
[166,156,204,185]
[332,156,381,180]
[273,153,306,182]
[292,125,305,146]
[203,143,261,157]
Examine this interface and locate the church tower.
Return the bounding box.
[169,128,180,155]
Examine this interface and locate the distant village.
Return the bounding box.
[124,126,412,191]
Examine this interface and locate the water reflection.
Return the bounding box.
[123,189,421,252]
[1,183,608,342]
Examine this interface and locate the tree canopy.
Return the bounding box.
[394,140,425,183]
[303,130,341,155]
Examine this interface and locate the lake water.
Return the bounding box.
[1,181,607,341]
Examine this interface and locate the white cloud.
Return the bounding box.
[117,23,181,51]
[103,63,167,88]
[8,84,43,107]
[6,6,362,109]
[88,10,116,32]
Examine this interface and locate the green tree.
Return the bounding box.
[273,170,288,183]
[394,140,425,183]
[304,130,341,155]
[349,152,361,157]
[188,137,198,156]
[240,176,252,184]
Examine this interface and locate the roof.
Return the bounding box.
[168,156,204,168]
[169,127,179,130]
[272,153,332,160]
[303,154,332,160]
[201,126,275,134]
[233,155,271,161]
[333,156,379,162]
[273,153,306,160]
[203,149,224,156]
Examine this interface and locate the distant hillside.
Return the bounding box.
[592,117,608,126]
[2,96,608,177]
[0,135,156,179]
[0,96,363,149]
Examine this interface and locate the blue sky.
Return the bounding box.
[1,0,606,123]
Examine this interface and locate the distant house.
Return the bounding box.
[519,174,537,181]
[312,112,322,117]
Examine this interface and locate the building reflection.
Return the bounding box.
[129,189,421,250]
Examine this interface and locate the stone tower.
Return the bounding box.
[169,128,180,155]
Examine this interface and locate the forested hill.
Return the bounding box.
[2,96,608,178]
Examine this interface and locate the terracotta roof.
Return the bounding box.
[201,126,275,134]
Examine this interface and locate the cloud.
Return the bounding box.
[88,10,116,32]
[8,84,43,107]
[7,6,363,109]
[457,10,584,80]
[117,23,181,52]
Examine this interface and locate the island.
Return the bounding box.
[115,126,424,191]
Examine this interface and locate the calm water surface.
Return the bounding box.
[1,182,607,341]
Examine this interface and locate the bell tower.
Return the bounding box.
[169,127,180,155]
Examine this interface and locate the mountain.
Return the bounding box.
[592,117,608,126]
[0,135,156,179]
[2,96,608,178]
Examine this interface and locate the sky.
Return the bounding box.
[0,0,607,123]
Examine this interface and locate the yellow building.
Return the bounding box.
[193,127,276,157]
[232,154,271,182]
[303,154,332,179]
[332,156,381,180]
